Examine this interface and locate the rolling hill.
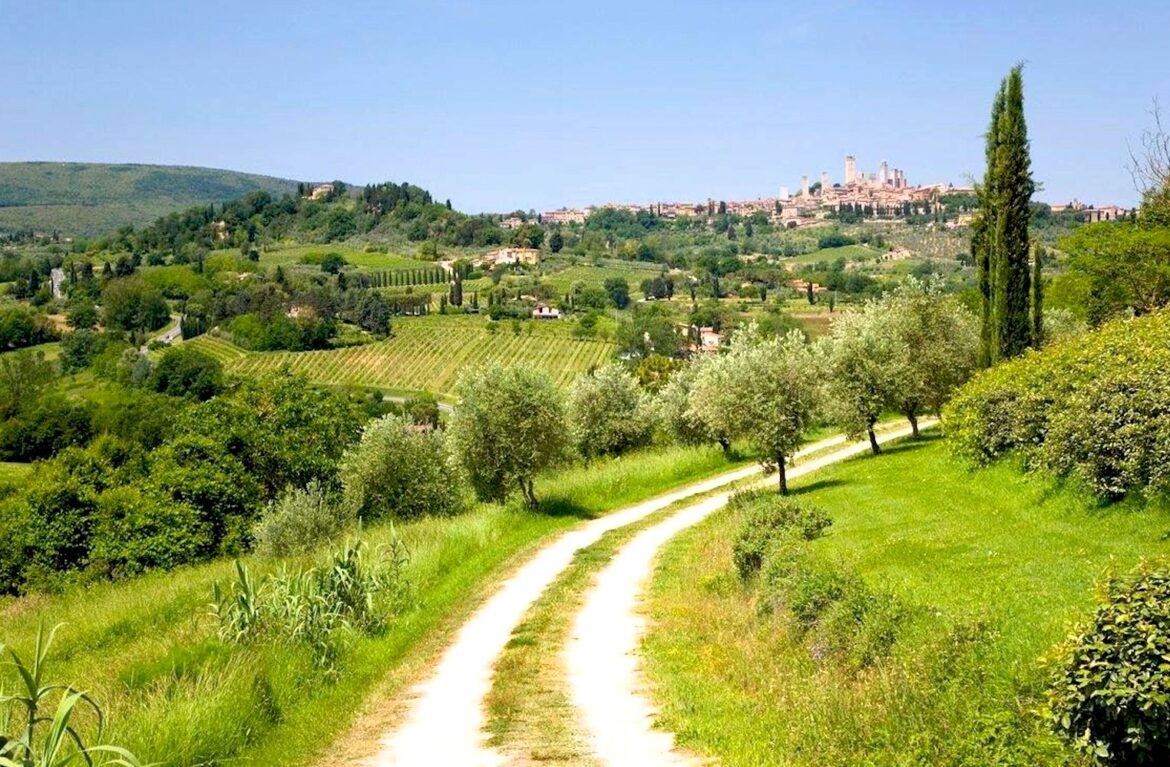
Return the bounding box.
[0,162,303,236]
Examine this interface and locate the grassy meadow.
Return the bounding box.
[0,442,743,766]
[189,314,615,395]
[644,434,1170,766]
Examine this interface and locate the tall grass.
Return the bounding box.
[0,442,739,766]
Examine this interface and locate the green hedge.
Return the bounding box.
[944,311,1170,500]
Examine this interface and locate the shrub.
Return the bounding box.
[253,481,355,558]
[944,311,1170,500]
[1047,559,1170,765]
[89,485,212,577]
[340,414,462,521]
[149,345,224,400]
[730,489,831,581]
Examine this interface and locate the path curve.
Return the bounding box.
[367,462,768,765]
[565,422,933,766]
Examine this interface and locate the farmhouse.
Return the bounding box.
[485,247,541,267]
[675,323,723,352]
[532,303,561,320]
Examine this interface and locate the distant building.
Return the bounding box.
[499,216,526,230]
[485,247,541,267]
[1083,205,1131,223]
[532,303,561,320]
[310,183,334,200]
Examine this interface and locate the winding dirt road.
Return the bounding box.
[563,422,932,767]
[366,463,765,766]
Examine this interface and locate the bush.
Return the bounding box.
[944,311,1170,500]
[253,481,355,558]
[730,489,831,581]
[90,485,212,577]
[1047,559,1170,765]
[340,414,462,521]
[149,345,225,400]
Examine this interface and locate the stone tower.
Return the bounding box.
[801,175,810,197]
[820,171,831,192]
[845,155,857,186]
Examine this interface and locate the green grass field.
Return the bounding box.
[248,243,434,271]
[189,315,615,396]
[644,435,1170,766]
[0,443,741,766]
[0,461,31,486]
[784,243,883,266]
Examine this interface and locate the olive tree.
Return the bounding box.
[826,307,904,454]
[884,277,979,436]
[448,363,567,507]
[654,357,731,451]
[567,363,652,460]
[340,414,462,521]
[691,327,821,494]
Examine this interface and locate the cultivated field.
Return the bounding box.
[190,315,615,395]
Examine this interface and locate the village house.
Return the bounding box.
[790,279,828,295]
[499,216,526,230]
[310,183,334,200]
[532,303,561,320]
[485,247,541,267]
[675,323,723,352]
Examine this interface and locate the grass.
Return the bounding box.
[0,461,31,486]
[643,434,1170,766]
[783,243,883,266]
[0,442,743,766]
[188,314,616,395]
[244,243,432,271]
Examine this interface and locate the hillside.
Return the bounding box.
[0,162,302,236]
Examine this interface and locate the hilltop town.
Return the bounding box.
[531,153,1131,229]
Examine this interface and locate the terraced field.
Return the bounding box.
[189,316,615,396]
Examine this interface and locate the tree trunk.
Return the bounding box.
[909,413,919,438]
[777,455,788,495]
[520,478,538,509]
[868,425,881,455]
[718,437,731,455]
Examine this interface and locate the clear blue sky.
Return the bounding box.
[3,0,1167,212]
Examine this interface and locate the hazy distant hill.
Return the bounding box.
[0,162,302,236]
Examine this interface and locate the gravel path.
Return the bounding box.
[564,423,931,767]
[366,463,765,766]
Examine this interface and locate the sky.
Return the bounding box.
[2,0,1168,213]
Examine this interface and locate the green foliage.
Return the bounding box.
[448,363,567,507]
[100,277,169,332]
[1061,222,1170,322]
[944,311,1170,500]
[1047,560,1170,765]
[0,305,58,351]
[212,540,410,671]
[339,414,462,521]
[0,624,143,766]
[566,363,653,459]
[148,345,224,400]
[729,489,831,581]
[90,485,210,578]
[690,326,822,492]
[253,481,355,558]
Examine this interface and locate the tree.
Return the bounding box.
[1062,223,1170,321]
[603,276,631,309]
[149,346,224,400]
[356,291,393,335]
[567,363,653,460]
[549,229,564,253]
[0,350,56,419]
[691,328,821,493]
[448,364,567,507]
[883,277,979,436]
[1032,244,1045,346]
[101,277,169,332]
[655,356,731,451]
[339,414,462,521]
[976,65,1036,364]
[826,308,902,454]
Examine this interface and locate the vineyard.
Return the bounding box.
[188,316,615,395]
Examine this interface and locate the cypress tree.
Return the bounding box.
[993,66,1035,359]
[978,66,1036,365]
[1032,244,1044,347]
[975,81,1005,367]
